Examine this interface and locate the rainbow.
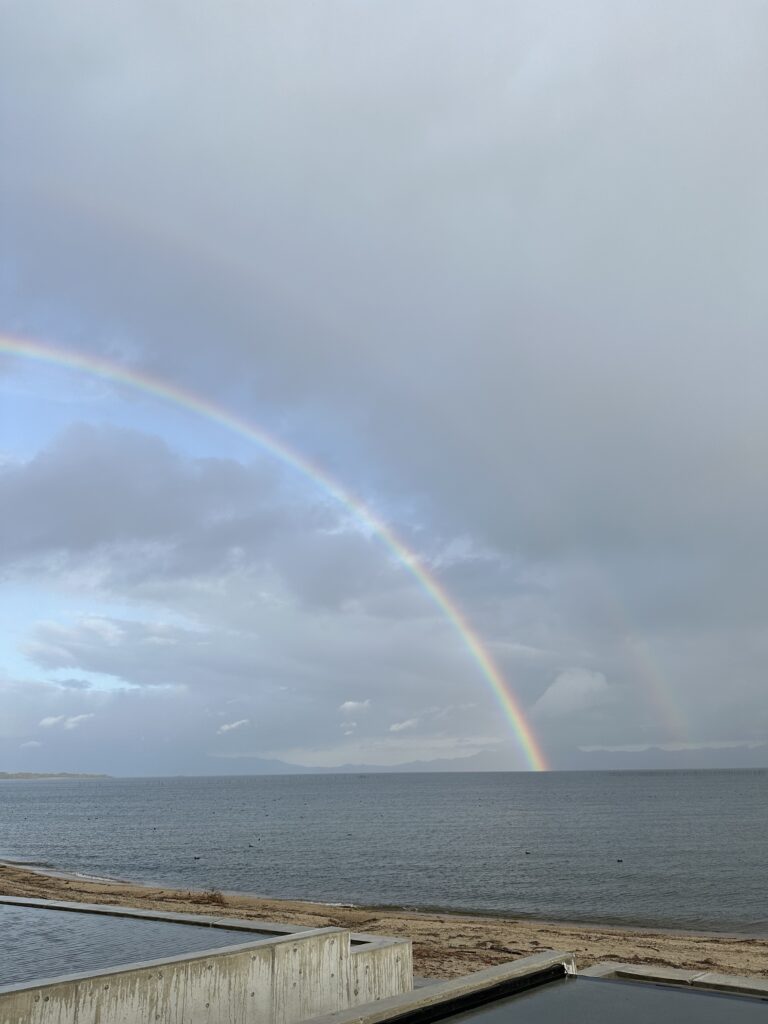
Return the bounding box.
[608,606,687,744]
[0,333,549,771]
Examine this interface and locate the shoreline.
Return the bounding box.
[7,858,767,942]
[1,861,766,979]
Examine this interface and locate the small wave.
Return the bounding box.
[307,900,357,908]
[2,858,128,886]
[1,859,56,869]
[71,871,126,884]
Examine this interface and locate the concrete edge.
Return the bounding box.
[308,951,576,1024]
[580,961,768,997]
[349,934,412,952]
[0,925,350,997]
[0,894,306,934]
[694,972,768,997]
[0,895,401,950]
[580,961,698,982]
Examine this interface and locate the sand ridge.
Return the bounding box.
[1,863,765,980]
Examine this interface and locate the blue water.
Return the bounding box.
[1,771,766,933]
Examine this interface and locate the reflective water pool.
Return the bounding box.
[0,902,269,988]
[448,977,768,1024]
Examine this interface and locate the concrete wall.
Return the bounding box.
[0,928,340,1024]
[348,936,412,1007]
[0,926,412,1024]
[310,951,577,1024]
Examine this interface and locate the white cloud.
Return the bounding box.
[389,718,418,732]
[39,715,65,728]
[532,669,611,720]
[339,700,370,713]
[217,718,249,735]
[20,740,42,748]
[39,713,94,730]
[64,713,94,729]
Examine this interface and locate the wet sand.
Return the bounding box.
[1,862,766,979]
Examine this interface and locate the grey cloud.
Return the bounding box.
[0,423,283,561]
[4,0,766,592]
[0,424,406,612]
[532,669,612,720]
[2,1,768,768]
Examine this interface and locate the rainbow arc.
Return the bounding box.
[0,333,549,771]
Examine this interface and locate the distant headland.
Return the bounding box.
[0,772,110,780]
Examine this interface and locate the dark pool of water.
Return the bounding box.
[451,977,768,1024]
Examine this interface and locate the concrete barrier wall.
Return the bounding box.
[0,928,352,1024]
[0,898,414,1024]
[272,930,349,1024]
[310,951,577,1024]
[348,937,413,1007]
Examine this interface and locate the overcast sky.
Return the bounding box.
[2,1,767,774]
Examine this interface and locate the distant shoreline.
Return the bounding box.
[1,860,766,980]
[0,773,110,780]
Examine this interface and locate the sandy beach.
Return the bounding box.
[1,861,765,980]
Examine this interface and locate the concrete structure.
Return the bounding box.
[580,960,768,998]
[308,951,766,1024]
[5,896,765,1023]
[0,897,412,1024]
[310,951,577,1024]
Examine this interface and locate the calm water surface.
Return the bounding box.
[0,903,267,987]
[1,771,766,933]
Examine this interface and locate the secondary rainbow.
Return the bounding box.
[0,333,549,771]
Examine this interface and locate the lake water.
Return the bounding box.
[1,771,766,933]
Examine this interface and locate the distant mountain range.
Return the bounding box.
[201,753,491,775]
[5,743,767,779]
[205,744,768,774]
